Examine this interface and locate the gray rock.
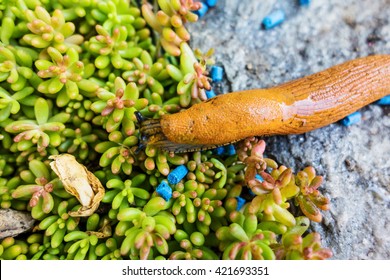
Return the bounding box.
[0,208,35,239]
[189,0,390,259]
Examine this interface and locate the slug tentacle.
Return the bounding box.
[137,55,390,153]
[135,111,166,150]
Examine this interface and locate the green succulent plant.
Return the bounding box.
[103,173,151,209]
[216,211,277,260]
[5,98,69,153]
[11,159,70,219]
[1,237,29,260]
[142,0,201,56]
[86,25,140,73]
[271,217,333,260]
[37,199,80,250]
[36,46,98,105]
[0,45,39,92]
[91,76,148,133]
[0,176,22,209]
[59,122,101,160]
[295,167,330,223]
[95,131,139,175]
[116,199,176,260]
[0,0,332,261]
[169,230,219,260]
[0,86,35,122]
[22,6,83,53]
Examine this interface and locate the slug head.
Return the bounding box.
[134,111,230,153]
[134,111,167,152]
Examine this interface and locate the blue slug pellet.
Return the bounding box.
[204,0,218,7]
[156,181,172,201]
[206,89,216,99]
[255,174,264,183]
[194,2,208,17]
[225,144,236,156]
[236,196,246,211]
[212,144,235,156]
[213,146,226,156]
[262,9,286,30]
[341,111,362,126]
[248,189,256,197]
[299,0,311,6]
[376,95,390,105]
[168,165,189,185]
[210,65,223,82]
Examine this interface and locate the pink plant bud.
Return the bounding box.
[44,183,53,192]
[229,242,245,260]
[180,239,191,250]
[193,197,201,207]
[29,193,40,207]
[36,177,48,185]
[272,188,282,205]
[193,249,203,259]
[146,233,153,247]
[179,6,187,16]
[140,244,150,260]
[101,106,114,116]
[13,133,25,143]
[188,191,197,199]
[172,191,181,199]
[197,211,205,221]
[115,88,124,97]
[252,233,265,241]
[135,233,146,250]
[252,140,266,157]
[54,33,64,43]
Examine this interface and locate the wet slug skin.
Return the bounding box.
[138,55,390,153]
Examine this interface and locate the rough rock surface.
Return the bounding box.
[189,0,390,259]
[0,208,35,239]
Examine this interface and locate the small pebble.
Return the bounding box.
[246,63,253,70]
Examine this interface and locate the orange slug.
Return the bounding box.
[137,55,390,153]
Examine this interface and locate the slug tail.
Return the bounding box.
[135,111,230,153]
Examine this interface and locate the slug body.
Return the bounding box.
[139,55,390,152]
